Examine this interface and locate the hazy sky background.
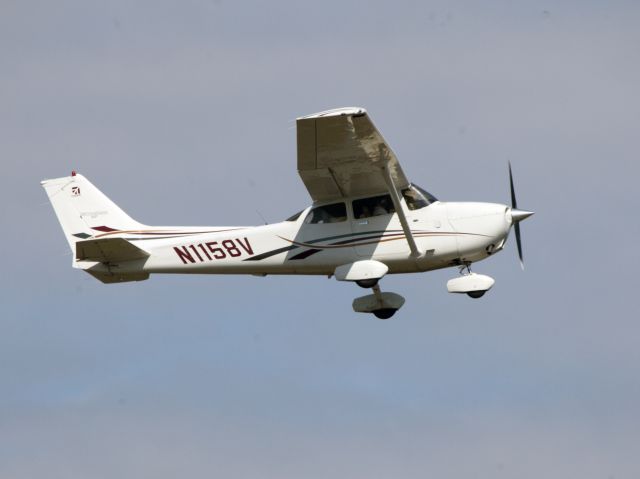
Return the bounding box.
[1,1,640,477]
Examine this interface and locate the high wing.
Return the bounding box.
[296,107,410,203]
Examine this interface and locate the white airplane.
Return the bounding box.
[42,107,533,319]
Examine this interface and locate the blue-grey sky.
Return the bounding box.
[2,1,640,477]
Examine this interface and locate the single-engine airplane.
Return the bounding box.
[42,107,533,319]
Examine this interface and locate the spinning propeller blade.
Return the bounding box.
[514,221,524,270]
[508,161,533,270]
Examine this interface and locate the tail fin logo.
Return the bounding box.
[71,186,81,196]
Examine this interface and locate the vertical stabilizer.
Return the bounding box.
[41,173,144,251]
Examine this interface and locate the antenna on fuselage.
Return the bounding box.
[255,209,268,225]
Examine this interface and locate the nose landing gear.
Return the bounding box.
[447,263,495,299]
[466,290,486,299]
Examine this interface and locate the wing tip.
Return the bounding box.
[297,106,366,120]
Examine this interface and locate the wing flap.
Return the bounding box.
[75,238,150,263]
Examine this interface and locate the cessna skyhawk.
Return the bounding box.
[42,107,533,319]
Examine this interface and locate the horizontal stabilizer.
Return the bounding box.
[87,270,149,284]
[76,238,149,263]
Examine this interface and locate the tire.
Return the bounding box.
[356,278,379,289]
[467,290,486,299]
[372,308,397,319]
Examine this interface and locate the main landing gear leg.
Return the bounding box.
[352,283,406,320]
[370,284,397,319]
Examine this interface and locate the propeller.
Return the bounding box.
[508,161,534,270]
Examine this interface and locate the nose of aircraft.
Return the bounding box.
[507,162,534,269]
[504,206,534,269]
[445,202,513,261]
[444,203,535,267]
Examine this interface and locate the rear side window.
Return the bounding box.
[353,194,395,219]
[304,203,347,224]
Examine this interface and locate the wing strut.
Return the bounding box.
[380,164,422,258]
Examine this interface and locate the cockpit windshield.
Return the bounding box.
[401,184,438,210]
[285,210,304,221]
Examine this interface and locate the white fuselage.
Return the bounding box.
[85,200,513,278]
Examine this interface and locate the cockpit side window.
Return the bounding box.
[304,202,347,224]
[402,184,438,210]
[353,194,395,219]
